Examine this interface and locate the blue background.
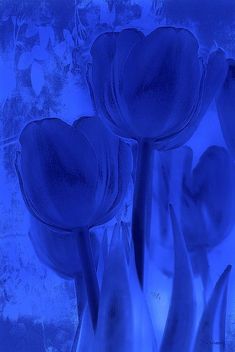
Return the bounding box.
[1,1,235,351]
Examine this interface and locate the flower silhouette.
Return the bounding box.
[15,115,132,329]
[16,116,132,231]
[88,26,227,286]
[182,146,235,251]
[181,146,235,294]
[88,26,227,149]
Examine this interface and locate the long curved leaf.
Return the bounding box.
[160,205,195,352]
[193,265,232,352]
[95,223,134,352]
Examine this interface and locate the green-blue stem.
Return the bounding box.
[132,140,154,288]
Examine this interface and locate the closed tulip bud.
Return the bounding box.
[181,146,235,294]
[182,146,235,251]
[16,116,132,230]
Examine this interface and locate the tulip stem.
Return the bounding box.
[132,140,154,288]
[76,228,99,330]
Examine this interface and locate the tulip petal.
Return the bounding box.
[193,265,232,352]
[73,116,132,226]
[90,32,128,137]
[90,30,144,140]
[74,116,119,221]
[102,141,132,222]
[29,217,81,278]
[152,62,205,150]
[160,205,195,352]
[114,28,145,85]
[87,63,132,139]
[104,29,146,140]
[90,32,117,69]
[192,146,235,249]
[217,59,235,157]
[148,50,226,150]
[122,27,202,140]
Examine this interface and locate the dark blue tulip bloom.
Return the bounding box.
[89,26,227,149]
[155,145,235,250]
[88,26,227,287]
[182,146,235,252]
[181,146,235,296]
[217,59,235,158]
[16,116,132,231]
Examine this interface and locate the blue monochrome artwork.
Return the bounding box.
[1,0,235,351]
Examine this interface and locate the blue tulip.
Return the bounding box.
[15,116,132,330]
[89,27,227,148]
[155,146,235,301]
[181,146,235,296]
[217,59,235,158]
[88,26,227,287]
[182,146,235,252]
[16,116,132,230]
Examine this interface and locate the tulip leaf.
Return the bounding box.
[193,265,231,352]
[95,223,134,352]
[160,205,195,352]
